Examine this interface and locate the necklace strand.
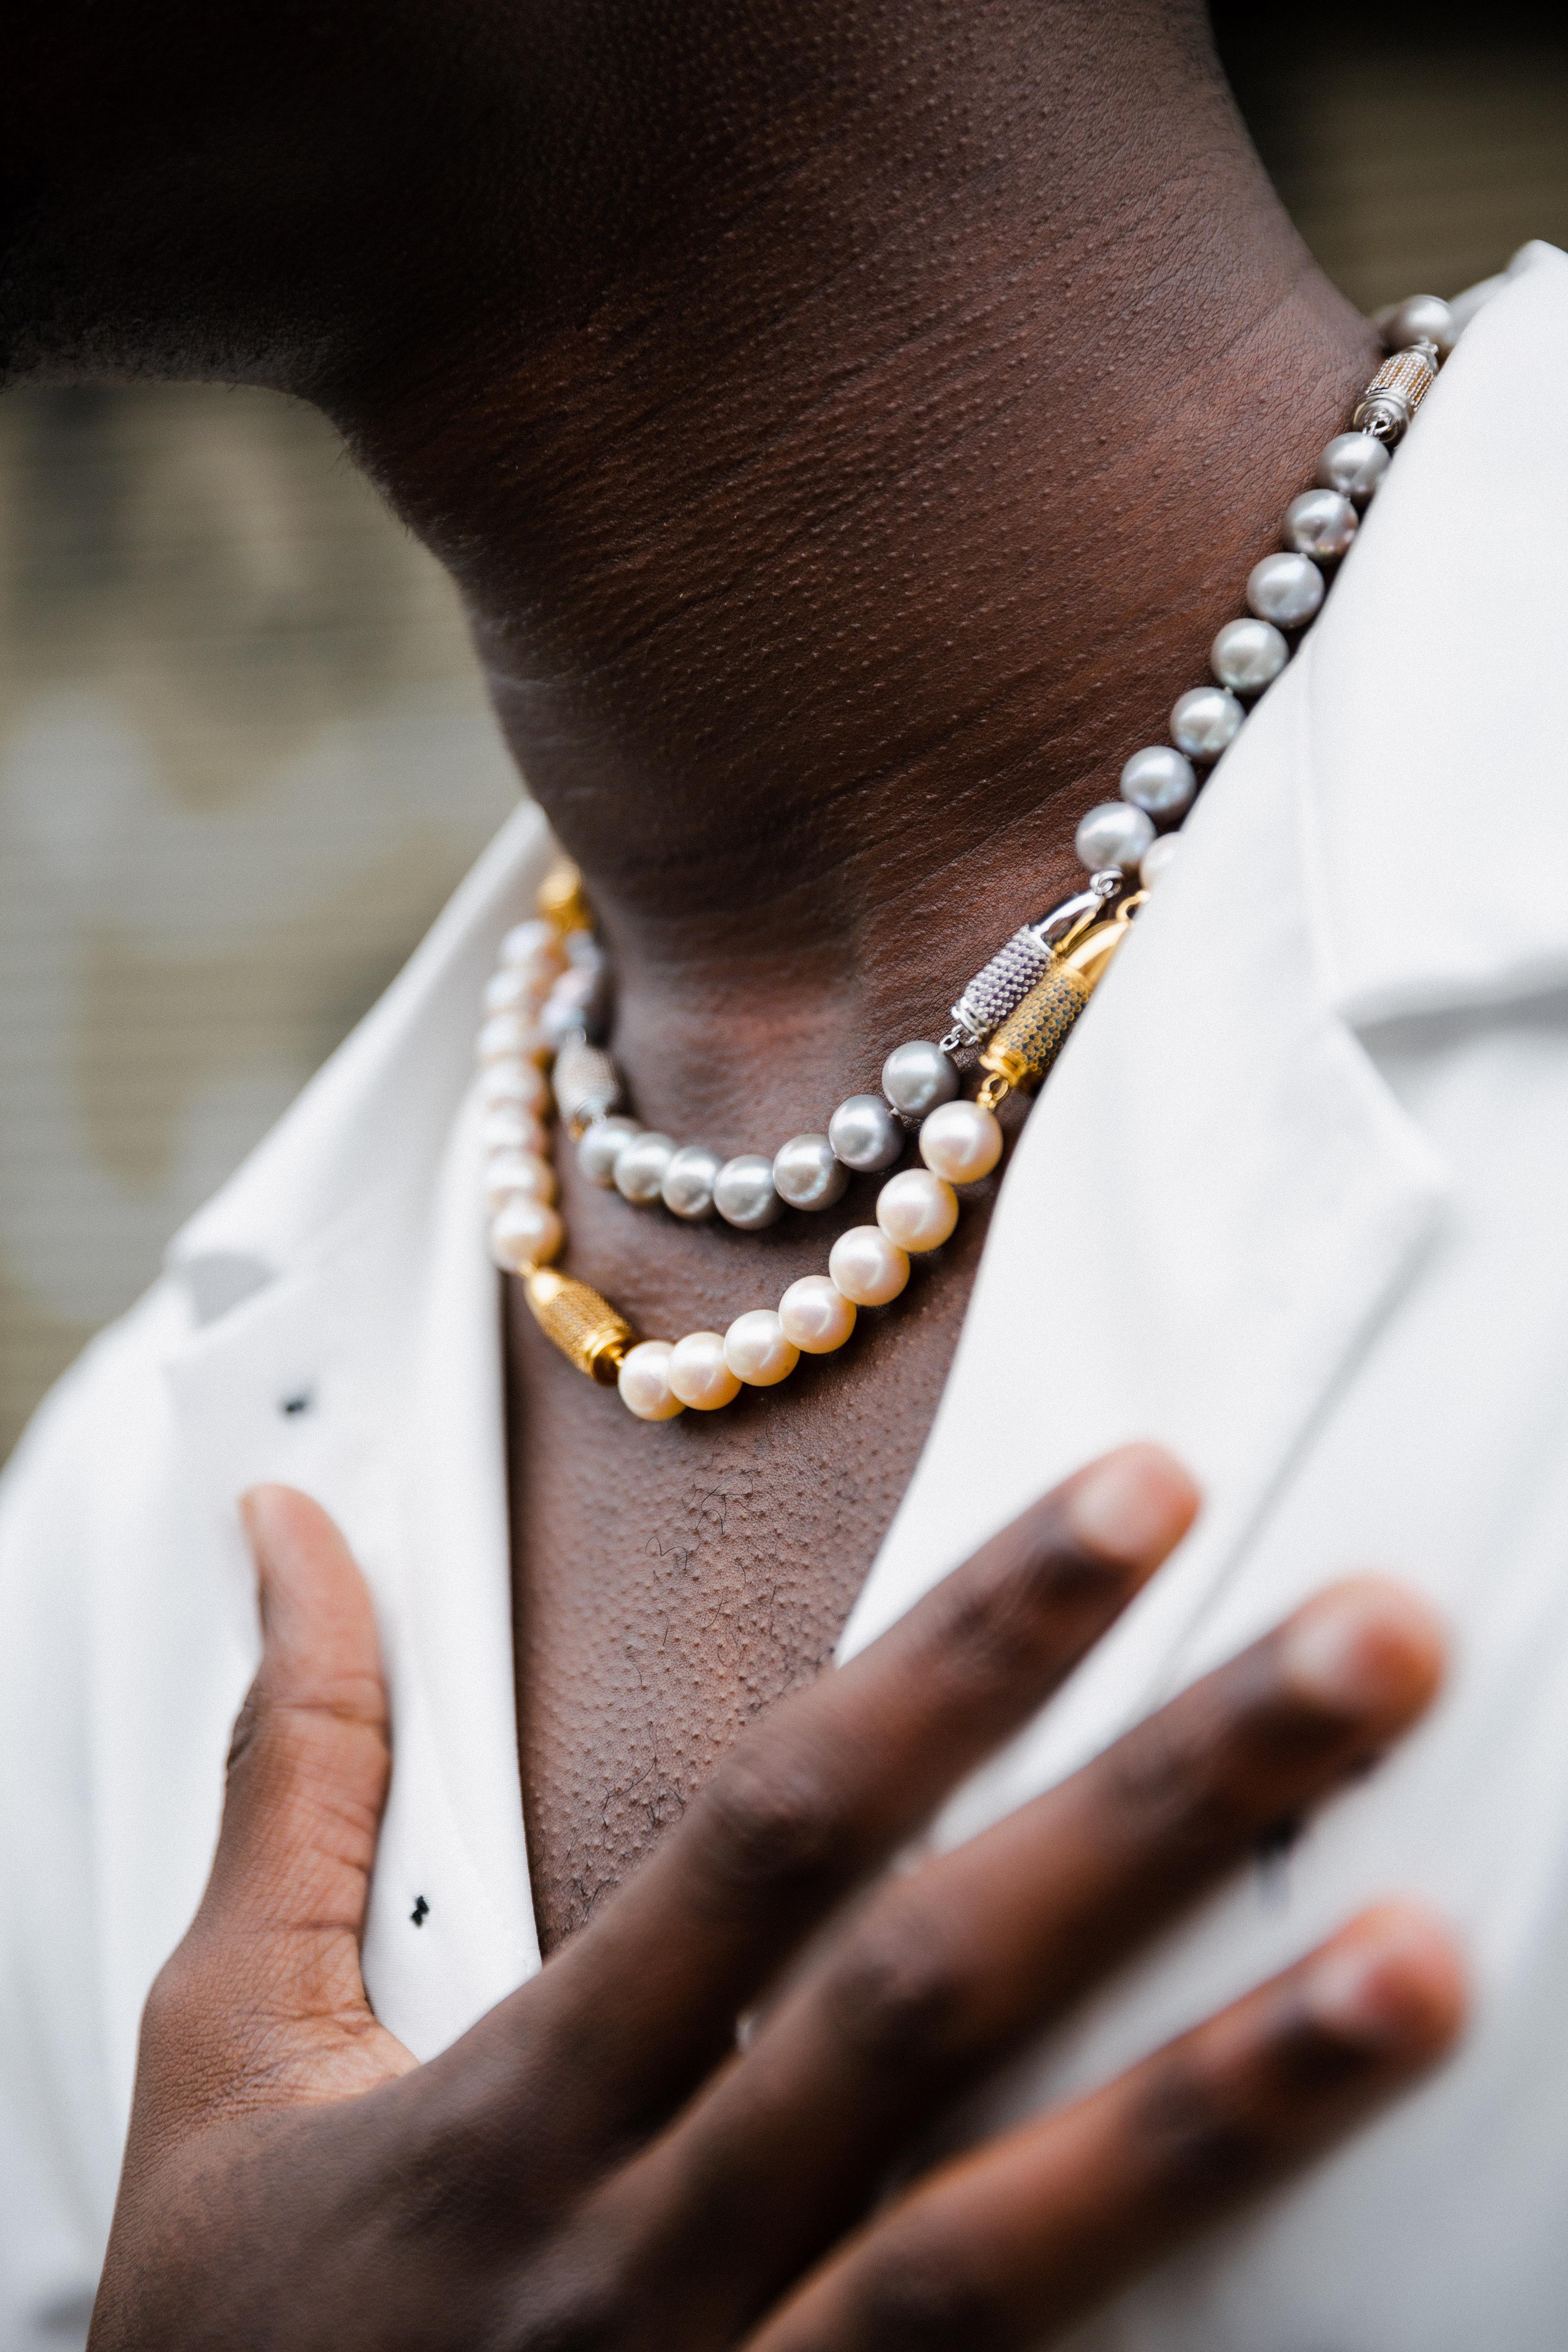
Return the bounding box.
[478,300,1452,1420]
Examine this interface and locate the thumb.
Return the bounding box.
[173,1486,413,2101]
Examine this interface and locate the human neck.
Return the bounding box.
[322,7,1374,1134]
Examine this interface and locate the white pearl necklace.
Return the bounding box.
[478,299,1452,1419]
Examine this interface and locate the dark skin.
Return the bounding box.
[4,4,1459,2340]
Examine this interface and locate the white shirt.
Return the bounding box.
[3,241,1567,2350]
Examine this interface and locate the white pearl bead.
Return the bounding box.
[723,1309,800,1387]
[667,1330,742,1410]
[1170,686,1244,764]
[829,1224,911,1306]
[778,1274,857,1354]
[488,1197,563,1272]
[482,1057,548,1114]
[482,966,541,1018]
[876,1167,958,1253]
[829,1092,904,1172]
[614,1131,677,1205]
[1140,833,1182,889]
[539,968,605,1051]
[618,1340,686,1421]
[483,1149,556,1212]
[1210,617,1287,697]
[1075,802,1154,875]
[477,1011,547,1064]
[1120,745,1196,821]
[881,1040,960,1119]
[1376,293,1454,358]
[1247,552,1324,629]
[481,1101,548,1155]
[714,1154,782,1229]
[578,1116,643,1186]
[773,1132,850,1212]
[1317,431,1390,507]
[500,920,563,971]
[918,1099,1003,1185]
[1283,488,1358,560]
[662,1143,724,1221]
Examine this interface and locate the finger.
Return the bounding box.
[146,1486,412,2108]
[458,1445,1197,2153]
[614,1576,1446,2322]
[748,1903,1466,2352]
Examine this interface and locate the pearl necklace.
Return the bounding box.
[478,299,1452,1420]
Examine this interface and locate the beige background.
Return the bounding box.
[2,34,1566,1459]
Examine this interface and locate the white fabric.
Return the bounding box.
[3,240,1566,2346]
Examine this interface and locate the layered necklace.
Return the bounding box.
[476,301,1451,1420]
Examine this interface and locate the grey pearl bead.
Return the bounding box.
[1075,801,1155,875]
[881,1040,960,1119]
[661,1142,724,1221]
[713,1152,782,1229]
[1283,488,1358,560]
[614,1130,677,1205]
[1376,294,1454,358]
[828,1092,904,1172]
[1246,551,1325,629]
[1317,431,1390,507]
[577,1115,642,1187]
[1120,744,1196,822]
[1210,617,1288,697]
[773,1131,851,1212]
[1170,686,1244,764]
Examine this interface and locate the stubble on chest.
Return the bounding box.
[504,1237,979,1951]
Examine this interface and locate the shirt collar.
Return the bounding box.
[165,797,551,1310]
[1303,239,1568,1030]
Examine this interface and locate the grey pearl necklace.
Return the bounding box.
[478,297,1452,1418]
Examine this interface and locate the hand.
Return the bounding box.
[89,1446,1463,2351]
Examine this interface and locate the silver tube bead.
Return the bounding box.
[552,1038,623,1136]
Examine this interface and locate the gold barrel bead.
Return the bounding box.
[523,1267,637,1384]
[537,858,593,938]
[976,964,1093,1107]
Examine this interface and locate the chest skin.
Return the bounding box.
[505,1144,994,1954]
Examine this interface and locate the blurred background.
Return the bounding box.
[2,7,1566,1458]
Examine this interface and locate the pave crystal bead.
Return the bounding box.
[552,1037,623,1134]
[948,926,1056,1046]
[1353,344,1437,445]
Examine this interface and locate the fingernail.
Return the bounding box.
[1302,1906,1467,2059]
[1066,1444,1198,1571]
[1277,1580,1446,1726]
